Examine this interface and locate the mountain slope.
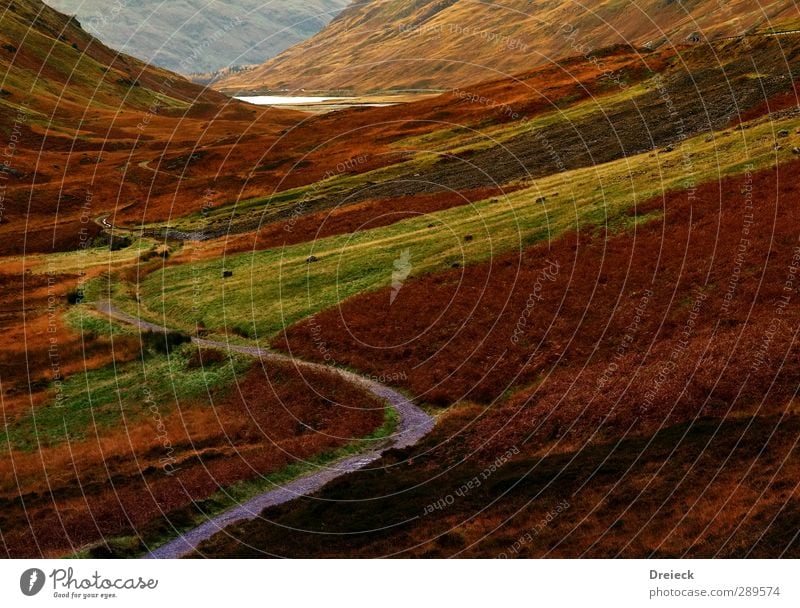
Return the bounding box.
[0,0,299,255]
[217,0,800,93]
[45,0,350,74]
[1,0,221,112]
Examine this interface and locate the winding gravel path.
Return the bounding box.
[95,301,434,558]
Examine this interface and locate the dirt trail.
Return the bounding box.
[94,301,434,558]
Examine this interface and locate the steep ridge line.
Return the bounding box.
[94,301,434,559]
[216,0,800,93]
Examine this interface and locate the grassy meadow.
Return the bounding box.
[126,112,800,338]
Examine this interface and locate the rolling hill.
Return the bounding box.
[0,0,391,558]
[217,0,800,93]
[45,0,350,74]
[128,30,800,557]
[1,0,222,112]
[0,0,304,255]
[5,0,800,561]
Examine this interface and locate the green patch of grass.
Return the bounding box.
[165,152,440,231]
[129,113,800,339]
[62,305,135,337]
[0,312,250,451]
[13,235,163,277]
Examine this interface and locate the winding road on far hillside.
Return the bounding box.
[95,301,434,559]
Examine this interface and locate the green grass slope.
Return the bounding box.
[131,109,800,338]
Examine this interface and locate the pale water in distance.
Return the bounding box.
[234,96,349,105]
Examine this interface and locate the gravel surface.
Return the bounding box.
[95,301,434,558]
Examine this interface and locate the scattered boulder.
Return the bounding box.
[165,151,206,170]
[535,196,547,203]
[306,255,319,263]
[66,288,84,305]
[222,269,233,278]
[116,77,140,87]
[0,165,23,178]
[92,233,131,251]
[793,147,800,155]
[778,129,790,138]
[141,329,191,355]
[109,235,133,251]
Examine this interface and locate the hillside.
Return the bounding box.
[0,0,390,559]
[5,0,800,562]
[100,31,800,557]
[188,36,800,556]
[1,0,222,112]
[45,0,350,74]
[217,0,800,93]
[0,0,303,255]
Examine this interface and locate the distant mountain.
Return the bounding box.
[216,0,800,93]
[45,0,350,74]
